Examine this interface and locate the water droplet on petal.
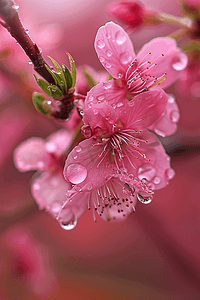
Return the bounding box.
[155,128,166,137]
[74,155,77,160]
[105,116,111,122]
[97,39,105,49]
[33,183,40,190]
[168,95,175,103]
[117,73,122,79]
[60,219,77,230]
[115,30,126,45]
[88,95,94,102]
[74,185,82,192]
[28,61,32,65]
[116,102,124,108]
[165,168,175,180]
[66,164,87,184]
[99,56,105,63]
[106,50,112,57]
[170,110,180,123]
[137,191,153,204]
[154,176,161,184]
[75,146,82,153]
[120,52,132,64]
[172,52,188,71]
[106,33,111,39]
[86,183,93,190]
[128,101,135,107]
[97,95,105,102]
[12,4,19,9]
[46,142,57,153]
[103,81,112,89]
[138,164,156,181]
[112,104,116,109]
[105,62,112,68]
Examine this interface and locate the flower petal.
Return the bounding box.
[31,171,71,217]
[137,37,188,88]
[59,177,136,225]
[92,177,137,222]
[83,103,118,136]
[84,80,128,133]
[63,138,114,191]
[149,94,179,137]
[84,79,127,109]
[13,138,49,172]
[95,21,135,78]
[45,129,73,156]
[57,189,89,227]
[121,130,171,190]
[120,88,168,129]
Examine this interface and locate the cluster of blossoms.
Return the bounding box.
[14,21,188,229]
[108,1,200,100]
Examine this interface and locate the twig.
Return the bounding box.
[0,0,55,84]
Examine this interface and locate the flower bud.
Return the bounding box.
[107,1,160,30]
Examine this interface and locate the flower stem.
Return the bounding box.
[0,0,55,84]
[75,93,86,100]
[168,28,190,41]
[158,12,193,29]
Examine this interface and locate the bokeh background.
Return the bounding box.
[0,0,200,299]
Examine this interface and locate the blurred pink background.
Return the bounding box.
[0,0,200,299]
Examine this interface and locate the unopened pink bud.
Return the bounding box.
[107,1,160,30]
[183,0,200,9]
[107,1,144,29]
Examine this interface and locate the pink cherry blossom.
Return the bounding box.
[14,129,72,217]
[94,21,187,136]
[1,227,58,297]
[60,85,173,226]
[65,84,169,189]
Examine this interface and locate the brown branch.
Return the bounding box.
[0,0,55,84]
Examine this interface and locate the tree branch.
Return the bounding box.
[0,0,55,84]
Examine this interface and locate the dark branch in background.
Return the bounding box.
[159,131,200,157]
[0,0,55,84]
